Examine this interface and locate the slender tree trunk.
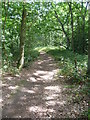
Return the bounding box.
[19,5,26,70]
[77,15,80,51]
[87,11,90,76]
[67,13,70,50]
[81,2,88,53]
[68,2,74,52]
[54,11,70,49]
[82,15,86,53]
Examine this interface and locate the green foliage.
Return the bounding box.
[2,2,89,74]
[42,46,88,82]
[88,109,90,119]
[24,49,40,67]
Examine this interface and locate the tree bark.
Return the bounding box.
[19,5,26,70]
[87,11,90,76]
[68,2,74,52]
[81,2,88,53]
[54,10,70,49]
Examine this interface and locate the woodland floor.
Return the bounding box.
[2,52,88,119]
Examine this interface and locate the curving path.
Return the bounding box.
[2,52,88,119]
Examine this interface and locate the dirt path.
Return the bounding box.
[2,52,88,119]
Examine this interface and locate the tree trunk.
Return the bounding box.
[87,12,90,76]
[82,15,86,53]
[77,15,81,51]
[19,5,26,70]
[81,2,88,53]
[54,11,70,49]
[68,2,74,52]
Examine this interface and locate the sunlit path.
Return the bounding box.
[2,52,88,119]
[2,1,89,119]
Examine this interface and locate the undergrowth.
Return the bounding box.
[36,46,88,83]
[2,49,40,75]
[24,49,40,67]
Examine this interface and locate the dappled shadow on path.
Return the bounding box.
[2,52,88,119]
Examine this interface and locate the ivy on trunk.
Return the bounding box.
[18,4,26,70]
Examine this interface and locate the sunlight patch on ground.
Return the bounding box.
[45,86,61,92]
[0,97,3,113]
[46,101,56,106]
[40,75,53,80]
[52,94,59,97]
[21,87,35,94]
[36,78,42,81]
[29,77,37,82]
[48,72,55,76]
[2,83,8,87]
[45,96,55,100]
[0,98,2,102]
[35,70,48,75]
[44,85,64,106]
[28,105,55,113]
[57,101,66,105]
[33,73,39,76]
[37,61,43,65]
[5,77,13,80]
[35,84,40,87]
[32,69,58,82]
[45,94,59,101]
[6,94,11,98]
[15,74,20,77]
[8,86,19,90]
[45,98,66,106]
[59,75,64,78]
[42,59,52,62]
[40,51,46,55]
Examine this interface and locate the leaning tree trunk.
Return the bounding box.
[87,11,90,76]
[19,5,26,70]
[54,11,70,49]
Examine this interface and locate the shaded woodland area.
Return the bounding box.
[1,0,90,119]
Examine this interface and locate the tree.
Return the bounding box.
[18,4,26,70]
[68,2,74,51]
[81,2,88,53]
[2,1,89,74]
[54,10,70,49]
[87,5,90,76]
